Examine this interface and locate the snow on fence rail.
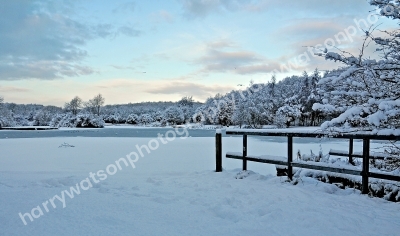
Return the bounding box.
[215,128,400,194]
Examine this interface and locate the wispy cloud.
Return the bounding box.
[196,39,279,75]
[0,86,30,93]
[178,0,372,18]
[109,65,136,71]
[145,81,234,100]
[0,0,140,81]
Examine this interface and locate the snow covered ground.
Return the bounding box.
[1,134,400,235]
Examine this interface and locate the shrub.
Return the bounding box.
[138,113,153,125]
[163,106,184,125]
[126,114,139,124]
[50,113,104,128]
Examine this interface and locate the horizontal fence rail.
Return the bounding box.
[220,129,400,194]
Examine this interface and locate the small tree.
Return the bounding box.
[64,96,82,115]
[0,97,16,127]
[178,96,195,122]
[177,96,194,107]
[217,99,234,126]
[85,94,105,116]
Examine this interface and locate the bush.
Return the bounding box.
[126,114,139,124]
[138,113,153,125]
[163,106,184,125]
[33,109,53,126]
[13,115,30,126]
[103,113,125,124]
[0,108,16,127]
[50,113,104,128]
[76,114,104,128]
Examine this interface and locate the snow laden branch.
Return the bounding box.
[315,26,400,132]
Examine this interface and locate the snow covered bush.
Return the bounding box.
[138,113,153,125]
[0,109,16,127]
[163,106,185,125]
[75,114,104,128]
[33,109,53,126]
[275,103,301,128]
[126,114,139,124]
[152,111,164,122]
[49,114,67,127]
[11,114,29,126]
[103,113,125,124]
[178,96,195,122]
[50,113,104,128]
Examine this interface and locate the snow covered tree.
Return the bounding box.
[64,96,82,115]
[315,14,400,131]
[0,97,16,127]
[177,96,194,107]
[178,96,194,123]
[33,109,53,126]
[275,97,301,128]
[152,111,164,122]
[216,98,234,126]
[192,105,206,123]
[312,0,400,170]
[126,114,139,124]
[232,98,247,128]
[163,106,185,125]
[85,94,105,116]
[138,113,154,125]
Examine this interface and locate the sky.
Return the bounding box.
[0,0,397,106]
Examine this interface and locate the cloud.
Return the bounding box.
[196,40,279,74]
[269,14,387,74]
[0,0,140,81]
[145,81,234,100]
[246,0,372,14]
[178,0,373,18]
[178,0,257,18]
[109,65,136,71]
[0,86,30,93]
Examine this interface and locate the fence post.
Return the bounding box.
[349,138,354,165]
[288,135,293,180]
[215,129,222,172]
[243,134,247,171]
[362,138,370,194]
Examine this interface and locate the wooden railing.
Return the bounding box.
[216,129,400,194]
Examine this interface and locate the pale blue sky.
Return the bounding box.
[0,0,396,106]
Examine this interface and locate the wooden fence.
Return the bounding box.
[216,129,400,194]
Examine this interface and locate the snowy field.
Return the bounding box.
[1,133,400,235]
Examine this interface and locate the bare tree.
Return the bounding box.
[64,96,83,115]
[86,94,105,116]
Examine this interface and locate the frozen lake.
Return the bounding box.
[1,135,399,235]
[0,127,216,139]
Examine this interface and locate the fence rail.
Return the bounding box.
[216,129,400,194]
